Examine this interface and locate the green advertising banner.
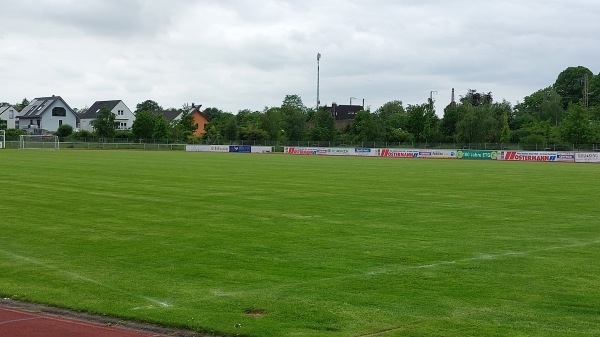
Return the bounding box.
[456,150,498,160]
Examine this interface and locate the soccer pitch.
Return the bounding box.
[1,150,599,336]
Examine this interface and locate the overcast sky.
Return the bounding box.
[1,0,599,115]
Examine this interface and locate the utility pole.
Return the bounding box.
[316,53,321,111]
[583,73,589,109]
[429,91,438,111]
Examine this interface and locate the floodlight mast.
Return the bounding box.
[317,53,321,111]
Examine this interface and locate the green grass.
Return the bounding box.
[1,150,600,336]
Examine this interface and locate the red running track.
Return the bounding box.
[0,307,167,337]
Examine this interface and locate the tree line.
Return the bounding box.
[3,66,600,146]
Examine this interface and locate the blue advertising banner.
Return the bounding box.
[229,145,252,153]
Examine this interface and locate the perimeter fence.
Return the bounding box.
[3,140,600,152]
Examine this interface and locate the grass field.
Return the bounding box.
[1,150,599,336]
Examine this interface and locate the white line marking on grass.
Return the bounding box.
[0,249,171,309]
[361,239,600,278]
[206,238,600,299]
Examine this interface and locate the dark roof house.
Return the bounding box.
[18,96,78,134]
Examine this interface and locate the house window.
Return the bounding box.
[120,122,127,129]
[117,110,124,116]
[9,111,14,119]
[59,120,63,126]
[52,107,67,117]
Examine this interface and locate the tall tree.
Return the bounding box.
[460,89,492,106]
[441,103,459,141]
[261,107,285,140]
[280,95,307,141]
[350,110,376,141]
[500,113,511,143]
[455,103,496,143]
[14,98,30,112]
[223,115,239,141]
[153,115,171,141]
[560,104,595,145]
[132,110,157,140]
[375,100,408,141]
[310,108,336,141]
[172,110,197,141]
[92,107,117,139]
[135,100,162,113]
[553,66,594,109]
[516,87,564,125]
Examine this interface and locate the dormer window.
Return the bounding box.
[52,107,67,117]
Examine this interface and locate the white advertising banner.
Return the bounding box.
[354,148,379,157]
[251,146,273,153]
[284,147,380,156]
[186,145,230,152]
[419,149,457,159]
[575,152,600,163]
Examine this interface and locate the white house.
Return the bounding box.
[80,100,135,132]
[0,104,19,129]
[18,96,78,134]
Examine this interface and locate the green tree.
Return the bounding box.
[92,108,117,139]
[261,107,285,140]
[500,113,511,143]
[516,87,564,125]
[172,110,197,141]
[153,115,171,141]
[55,124,74,139]
[280,95,307,141]
[14,98,30,112]
[310,108,336,141]
[560,104,595,145]
[202,107,225,121]
[132,110,157,140]
[223,115,239,141]
[460,89,493,106]
[553,66,594,109]
[240,124,269,141]
[135,100,162,113]
[202,124,221,144]
[441,102,460,142]
[375,100,408,141]
[350,110,374,141]
[455,103,496,143]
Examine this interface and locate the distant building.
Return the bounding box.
[327,103,364,129]
[18,96,78,134]
[156,104,209,137]
[80,100,135,132]
[0,104,19,129]
[188,104,209,137]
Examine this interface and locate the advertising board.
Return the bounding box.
[379,149,420,158]
[575,152,600,163]
[457,150,498,160]
[556,152,575,163]
[429,149,457,159]
[229,145,252,153]
[283,147,375,156]
[499,151,557,162]
[285,147,319,155]
[185,145,230,152]
[251,146,273,153]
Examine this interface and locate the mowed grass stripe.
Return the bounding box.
[1,150,599,336]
